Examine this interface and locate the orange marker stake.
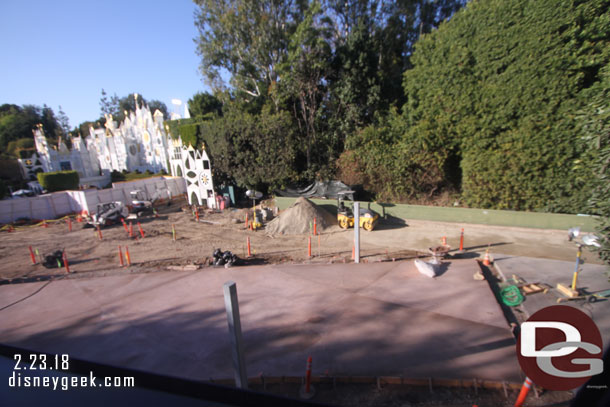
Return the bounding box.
[137,222,145,239]
[62,251,70,273]
[129,222,134,238]
[97,225,103,240]
[28,246,36,265]
[305,356,313,394]
[122,219,129,234]
[459,228,464,251]
[308,236,312,258]
[118,246,124,267]
[514,377,533,407]
[313,217,317,236]
[441,236,447,246]
[247,237,252,257]
[125,246,132,266]
[195,210,200,222]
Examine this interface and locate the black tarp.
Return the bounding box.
[275,181,352,199]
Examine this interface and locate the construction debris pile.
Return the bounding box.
[265,197,337,236]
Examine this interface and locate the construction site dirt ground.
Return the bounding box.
[0,197,604,283]
[0,198,607,406]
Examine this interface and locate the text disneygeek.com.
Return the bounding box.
[9,371,135,391]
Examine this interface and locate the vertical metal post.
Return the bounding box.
[571,245,582,291]
[223,281,248,389]
[354,202,360,264]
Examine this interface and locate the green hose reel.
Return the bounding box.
[500,285,524,307]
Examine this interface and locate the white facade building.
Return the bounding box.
[18,95,217,208]
[19,96,173,188]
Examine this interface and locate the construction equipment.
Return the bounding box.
[88,202,129,227]
[337,191,379,231]
[129,188,171,218]
[557,289,610,303]
[557,228,603,301]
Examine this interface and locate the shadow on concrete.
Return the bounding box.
[434,262,451,277]
[479,261,520,337]
[5,289,520,386]
[448,252,480,260]
[463,242,512,251]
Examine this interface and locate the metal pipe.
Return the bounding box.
[354,202,360,264]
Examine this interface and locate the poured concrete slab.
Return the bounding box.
[0,260,521,382]
[494,254,610,342]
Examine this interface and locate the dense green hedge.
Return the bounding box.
[198,108,299,191]
[37,170,79,192]
[339,0,609,213]
[178,123,200,148]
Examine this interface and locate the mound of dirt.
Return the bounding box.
[265,197,336,235]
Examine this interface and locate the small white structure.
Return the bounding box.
[169,138,216,208]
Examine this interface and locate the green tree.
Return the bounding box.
[99,91,169,122]
[279,0,332,173]
[194,0,305,106]
[188,92,223,117]
[199,108,299,191]
[56,105,71,136]
[99,89,120,118]
[0,104,63,156]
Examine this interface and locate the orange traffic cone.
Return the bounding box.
[483,248,491,266]
[514,377,533,407]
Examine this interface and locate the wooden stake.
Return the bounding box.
[137,222,145,238]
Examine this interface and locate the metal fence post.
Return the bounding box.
[354,202,360,264]
[223,281,248,389]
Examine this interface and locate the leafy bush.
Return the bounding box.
[37,170,79,192]
[110,170,125,182]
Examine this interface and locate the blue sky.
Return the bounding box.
[0,0,207,128]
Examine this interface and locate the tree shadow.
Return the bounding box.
[1,268,523,391]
